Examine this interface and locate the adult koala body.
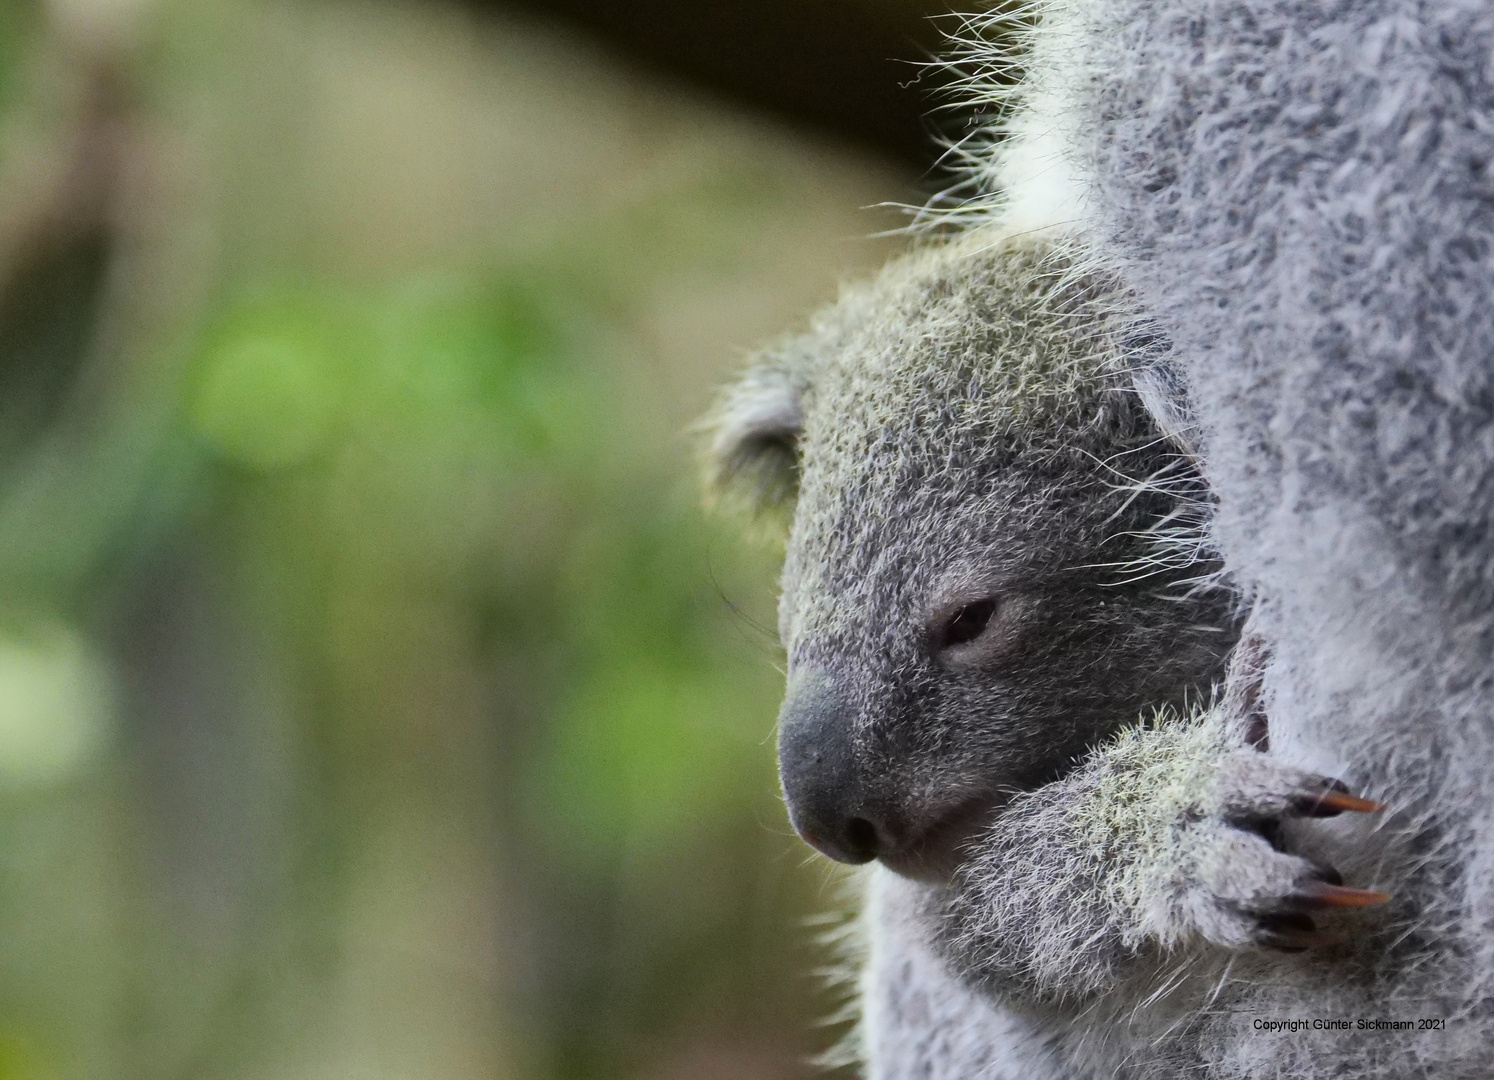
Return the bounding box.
[705,0,1494,1075]
[977,0,1494,1074]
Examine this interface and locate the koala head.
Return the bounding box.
[706,233,1236,882]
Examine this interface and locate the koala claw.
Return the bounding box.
[1257,882,1394,951]
[1292,779,1388,819]
[1288,880,1394,911]
[1188,754,1390,952]
[1255,913,1345,952]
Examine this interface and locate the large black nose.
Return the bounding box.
[777,669,892,864]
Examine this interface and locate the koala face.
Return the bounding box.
[706,235,1236,882]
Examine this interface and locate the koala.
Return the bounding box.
[710,231,1239,882]
[706,226,1392,1077]
[705,0,1494,1074]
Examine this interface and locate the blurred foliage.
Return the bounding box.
[0,0,908,1077]
[0,3,40,113]
[175,267,796,1077]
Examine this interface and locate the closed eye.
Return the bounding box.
[937,598,998,650]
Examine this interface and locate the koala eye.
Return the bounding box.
[937,598,998,650]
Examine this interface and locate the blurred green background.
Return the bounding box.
[0,0,928,1077]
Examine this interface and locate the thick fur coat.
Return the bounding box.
[709,1,1494,1076]
[1051,0,1493,1074]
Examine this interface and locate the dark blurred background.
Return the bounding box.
[0,1,957,1077]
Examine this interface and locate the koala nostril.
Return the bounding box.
[844,816,881,859]
[778,669,894,866]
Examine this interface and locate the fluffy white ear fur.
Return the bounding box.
[700,356,806,523]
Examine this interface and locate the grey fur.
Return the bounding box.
[1071,0,1494,1074]
[707,0,1494,1075]
[705,230,1240,875]
[704,229,1329,1076]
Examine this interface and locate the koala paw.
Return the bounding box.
[1180,751,1389,952]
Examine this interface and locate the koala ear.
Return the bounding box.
[700,357,807,524]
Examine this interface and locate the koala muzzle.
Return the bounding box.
[778,669,891,865]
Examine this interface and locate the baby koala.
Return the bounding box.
[704,227,1388,1062]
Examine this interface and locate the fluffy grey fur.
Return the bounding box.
[707,231,1240,874]
[1069,0,1494,1074]
[706,228,1381,1077]
[707,0,1494,1075]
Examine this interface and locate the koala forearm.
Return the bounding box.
[937,708,1385,1003]
[934,710,1231,1000]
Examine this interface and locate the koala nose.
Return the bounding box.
[777,669,890,864]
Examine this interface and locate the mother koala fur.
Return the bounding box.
[707,0,1494,1075]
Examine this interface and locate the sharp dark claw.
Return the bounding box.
[1257,913,1346,951]
[1292,779,1387,818]
[1289,881,1393,910]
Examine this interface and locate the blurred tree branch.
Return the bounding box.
[0,56,125,459]
[479,0,956,166]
